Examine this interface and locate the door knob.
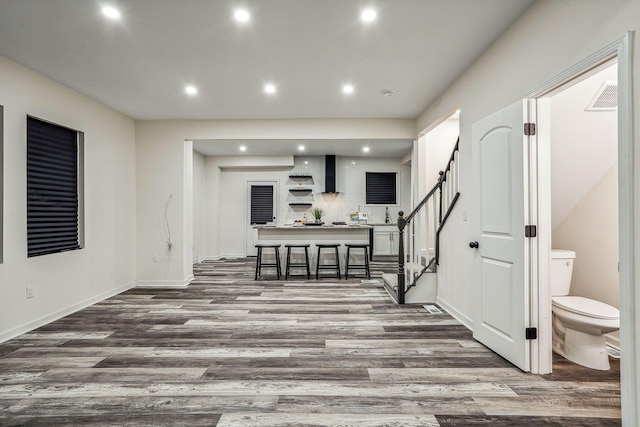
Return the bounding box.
[469,241,479,249]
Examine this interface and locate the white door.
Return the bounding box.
[246,181,277,256]
[471,100,530,371]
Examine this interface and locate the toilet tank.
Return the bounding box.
[550,249,576,296]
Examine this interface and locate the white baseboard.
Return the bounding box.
[436,296,473,331]
[0,281,136,344]
[136,275,193,288]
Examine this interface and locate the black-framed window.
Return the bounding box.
[250,185,275,224]
[27,116,82,257]
[366,172,397,205]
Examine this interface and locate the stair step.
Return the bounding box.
[382,273,397,288]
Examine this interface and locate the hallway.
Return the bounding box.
[0,258,620,426]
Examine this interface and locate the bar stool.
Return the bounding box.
[316,244,341,279]
[285,244,311,279]
[345,244,371,279]
[254,244,282,280]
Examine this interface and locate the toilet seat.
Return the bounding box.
[552,296,619,320]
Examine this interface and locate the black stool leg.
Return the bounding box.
[364,246,370,279]
[285,246,292,279]
[345,246,351,279]
[316,248,321,279]
[304,246,310,279]
[255,247,262,280]
[275,247,281,280]
[335,246,341,279]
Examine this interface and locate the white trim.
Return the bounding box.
[436,296,473,330]
[0,282,136,344]
[527,32,635,425]
[607,334,621,351]
[136,275,193,288]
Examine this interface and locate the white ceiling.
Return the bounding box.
[0,0,534,121]
[192,138,414,157]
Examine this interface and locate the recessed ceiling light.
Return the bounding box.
[239,145,247,152]
[185,85,197,95]
[362,147,370,153]
[298,145,305,151]
[361,9,377,22]
[102,5,121,20]
[342,84,354,94]
[304,161,309,165]
[234,9,250,23]
[264,84,276,94]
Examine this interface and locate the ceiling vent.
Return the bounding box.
[585,81,618,111]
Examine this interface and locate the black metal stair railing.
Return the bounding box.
[394,138,460,304]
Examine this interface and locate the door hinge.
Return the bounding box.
[525,327,538,340]
[525,225,537,238]
[524,123,536,136]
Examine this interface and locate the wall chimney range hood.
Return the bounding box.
[324,155,338,193]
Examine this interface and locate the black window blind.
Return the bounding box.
[250,185,274,224]
[27,117,80,257]
[366,172,397,204]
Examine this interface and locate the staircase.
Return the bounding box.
[383,139,460,304]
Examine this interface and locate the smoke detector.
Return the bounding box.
[585,81,618,111]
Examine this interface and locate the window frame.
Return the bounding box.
[26,116,84,258]
[365,171,399,206]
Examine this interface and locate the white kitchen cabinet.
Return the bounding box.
[372,225,399,256]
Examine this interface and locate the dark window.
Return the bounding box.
[27,116,81,257]
[366,172,397,205]
[250,185,275,224]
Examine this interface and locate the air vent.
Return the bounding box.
[585,81,618,111]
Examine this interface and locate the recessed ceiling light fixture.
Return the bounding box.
[234,9,250,23]
[342,84,354,94]
[361,9,377,22]
[185,85,198,95]
[362,147,370,153]
[264,84,276,94]
[298,145,305,152]
[101,5,121,20]
[239,145,247,152]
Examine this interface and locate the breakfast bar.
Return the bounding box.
[254,224,372,277]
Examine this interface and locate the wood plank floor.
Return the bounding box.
[0,258,620,426]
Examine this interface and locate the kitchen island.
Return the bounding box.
[254,224,372,275]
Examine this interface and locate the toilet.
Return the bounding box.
[551,249,620,370]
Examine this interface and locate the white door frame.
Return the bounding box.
[527,32,635,423]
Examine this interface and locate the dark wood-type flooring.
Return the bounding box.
[0,258,620,426]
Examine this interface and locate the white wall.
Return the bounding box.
[551,65,618,229]
[192,150,206,262]
[0,54,136,341]
[553,165,619,309]
[416,0,640,328]
[201,154,410,259]
[424,117,459,189]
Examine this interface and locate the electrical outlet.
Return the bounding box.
[26,286,34,299]
[152,254,159,263]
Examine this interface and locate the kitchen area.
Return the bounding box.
[192,143,412,266]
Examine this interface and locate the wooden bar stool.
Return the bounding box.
[316,244,341,279]
[254,244,282,280]
[285,244,311,279]
[345,244,371,279]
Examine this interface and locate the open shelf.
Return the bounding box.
[289,188,313,193]
[289,203,312,207]
[289,175,313,179]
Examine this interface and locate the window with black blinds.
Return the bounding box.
[27,117,80,257]
[250,185,274,224]
[366,172,397,205]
